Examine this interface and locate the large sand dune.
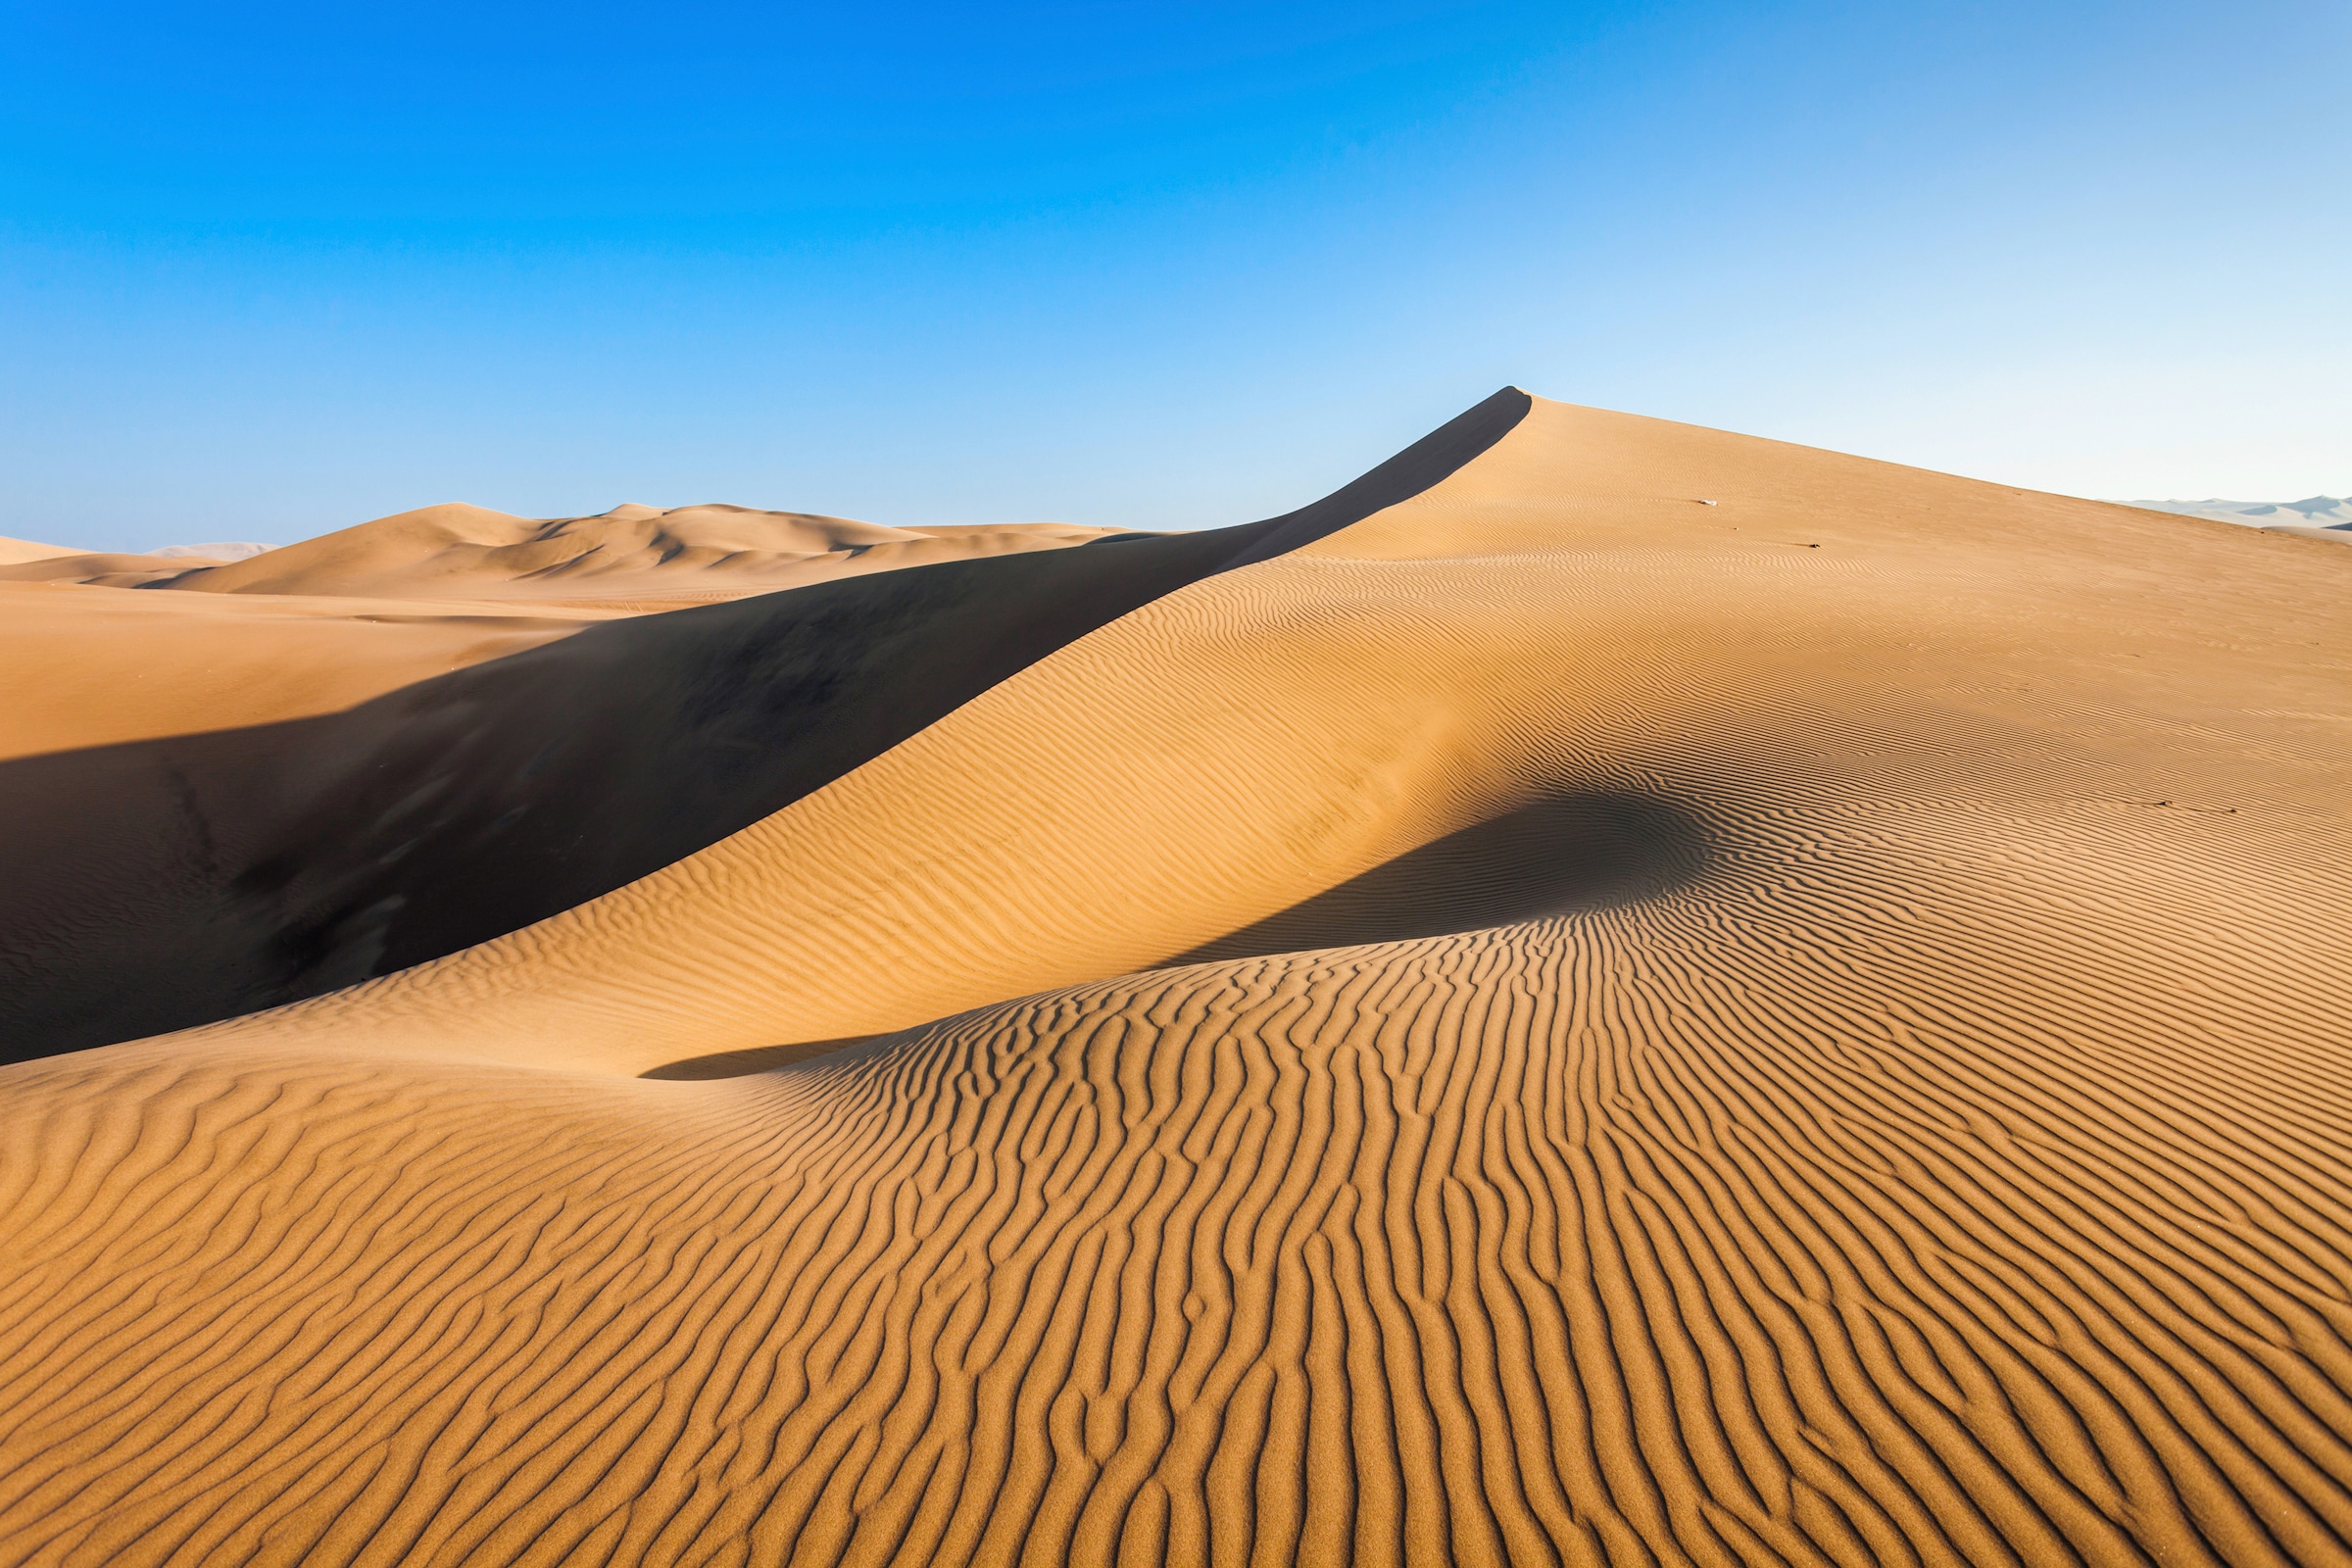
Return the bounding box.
[3,393,2349,1566]
[0,394,1519,1057]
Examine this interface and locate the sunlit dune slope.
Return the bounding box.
[3,393,2350,1567]
[0,391,1524,1058]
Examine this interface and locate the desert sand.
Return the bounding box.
[0,504,1126,606]
[3,391,2350,1566]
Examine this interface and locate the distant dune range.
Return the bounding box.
[0,504,1138,602]
[2125,495,2352,544]
[3,394,2350,1566]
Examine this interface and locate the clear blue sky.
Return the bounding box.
[4,0,2344,550]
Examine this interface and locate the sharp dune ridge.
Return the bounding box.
[3,391,2350,1567]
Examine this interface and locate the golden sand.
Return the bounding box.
[3,394,2348,1565]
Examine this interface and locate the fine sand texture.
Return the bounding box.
[3,393,2350,1566]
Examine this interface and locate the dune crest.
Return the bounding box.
[3,392,2349,1566]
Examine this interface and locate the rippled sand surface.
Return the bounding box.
[4,393,2349,1566]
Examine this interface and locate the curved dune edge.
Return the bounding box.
[2,393,2350,1565]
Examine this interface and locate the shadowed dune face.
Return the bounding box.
[0,535,1286,1055]
[3,392,2351,1568]
[1166,788,1715,964]
[644,790,1713,1080]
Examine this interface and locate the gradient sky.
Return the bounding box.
[4,0,2345,550]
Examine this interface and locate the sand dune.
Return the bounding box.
[3,393,2349,1566]
[0,549,227,588]
[142,502,1128,606]
[0,394,1523,1057]
[0,534,80,565]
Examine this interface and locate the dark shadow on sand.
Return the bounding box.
[1160,789,1716,967]
[640,1036,887,1080]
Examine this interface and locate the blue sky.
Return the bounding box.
[3,0,2345,549]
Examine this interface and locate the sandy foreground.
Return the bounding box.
[2,391,2349,1566]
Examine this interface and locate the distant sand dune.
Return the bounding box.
[149,541,275,560]
[2127,494,2351,528]
[0,548,230,588]
[145,502,1127,605]
[2,394,2348,1565]
[0,504,1131,605]
[0,534,81,565]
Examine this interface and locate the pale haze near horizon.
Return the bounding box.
[2,0,2344,554]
